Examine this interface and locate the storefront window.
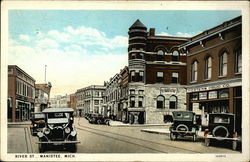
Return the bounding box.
[199,92,208,100]
[191,92,198,100]
[219,89,229,98]
[208,91,218,99]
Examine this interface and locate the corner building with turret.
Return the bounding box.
[124,20,189,124]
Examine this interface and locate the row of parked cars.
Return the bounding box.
[84,113,110,125]
[169,111,241,151]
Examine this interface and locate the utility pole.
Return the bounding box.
[45,65,47,83]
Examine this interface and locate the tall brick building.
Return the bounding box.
[180,16,242,132]
[125,20,189,124]
[8,65,36,122]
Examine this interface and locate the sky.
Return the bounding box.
[8,10,241,98]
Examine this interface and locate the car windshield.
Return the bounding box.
[47,112,70,123]
[213,116,230,124]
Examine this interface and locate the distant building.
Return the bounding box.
[125,20,189,124]
[50,94,69,108]
[8,65,36,122]
[35,82,52,112]
[68,93,77,113]
[76,85,105,116]
[180,16,242,131]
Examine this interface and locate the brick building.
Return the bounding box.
[126,20,189,124]
[180,16,242,132]
[8,65,36,122]
[76,85,105,117]
[35,83,52,112]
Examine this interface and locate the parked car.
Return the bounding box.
[37,108,80,153]
[88,113,110,125]
[30,112,45,136]
[203,113,241,150]
[169,111,198,142]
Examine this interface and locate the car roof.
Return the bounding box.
[42,107,74,113]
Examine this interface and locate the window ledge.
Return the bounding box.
[218,75,227,79]
[203,78,211,81]
[190,81,197,84]
[235,72,242,75]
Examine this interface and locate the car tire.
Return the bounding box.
[204,138,210,147]
[176,124,189,136]
[232,141,237,151]
[212,126,229,138]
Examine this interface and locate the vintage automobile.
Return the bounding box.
[37,108,80,153]
[203,113,241,150]
[169,111,198,142]
[30,112,45,136]
[88,113,110,125]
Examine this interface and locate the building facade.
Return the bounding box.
[8,65,36,122]
[35,83,52,113]
[50,94,69,108]
[126,20,189,124]
[76,85,105,116]
[180,16,242,132]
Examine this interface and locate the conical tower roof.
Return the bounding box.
[129,19,147,30]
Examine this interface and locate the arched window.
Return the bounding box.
[204,56,212,79]
[219,51,227,76]
[172,50,179,61]
[191,61,198,82]
[235,48,242,73]
[169,96,177,109]
[157,50,164,61]
[157,95,165,109]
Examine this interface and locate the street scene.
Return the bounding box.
[6,9,243,156]
[8,117,239,153]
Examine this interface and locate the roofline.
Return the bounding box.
[148,36,189,41]
[180,16,242,49]
[8,65,36,82]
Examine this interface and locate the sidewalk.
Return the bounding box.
[108,120,172,127]
[141,128,204,137]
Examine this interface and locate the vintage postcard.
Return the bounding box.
[1,1,250,161]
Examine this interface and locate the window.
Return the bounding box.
[139,71,144,82]
[131,53,136,59]
[219,52,227,76]
[157,50,164,61]
[172,50,179,61]
[138,96,143,107]
[138,90,144,95]
[157,95,165,109]
[169,96,177,109]
[235,48,242,73]
[204,56,212,79]
[130,89,135,95]
[172,72,179,83]
[130,96,135,107]
[138,53,144,59]
[131,71,135,82]
[157,72,164,83]
[191,61,198,82]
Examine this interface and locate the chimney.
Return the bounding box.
[149,28,155,36]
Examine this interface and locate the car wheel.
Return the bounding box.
[232,141,237,151]
[97,119,102,125]
[204,138,210,147]
[170,132,174,141]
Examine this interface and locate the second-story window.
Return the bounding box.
[130,96,135,107]
[191,61,198,82]
[131,71,135,82]
[219,51,227,76]
[157,50,164,61]
[138,96,143,107]
[157,72,164,83]
[172,72,179,83]
[172,50,179,61]
[235,48,242,74]
[204,56,212,80]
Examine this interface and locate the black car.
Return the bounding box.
[30,113,45,136]
[203,113,241,150]
[88,113,110,125]
[169,111,198,142]
[37,108,80,153]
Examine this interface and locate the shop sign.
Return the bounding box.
[208,91,217,99]
[160,88,184,94]
[187,83,230,92]
[199,92,207,100]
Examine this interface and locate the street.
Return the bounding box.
[8,117,240,153]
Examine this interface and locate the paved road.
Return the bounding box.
[8,118,240,153]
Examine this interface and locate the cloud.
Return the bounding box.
[36,38,60,49]
[157,32,172,36]
[19,34,30,42]
[175,31,201,37]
